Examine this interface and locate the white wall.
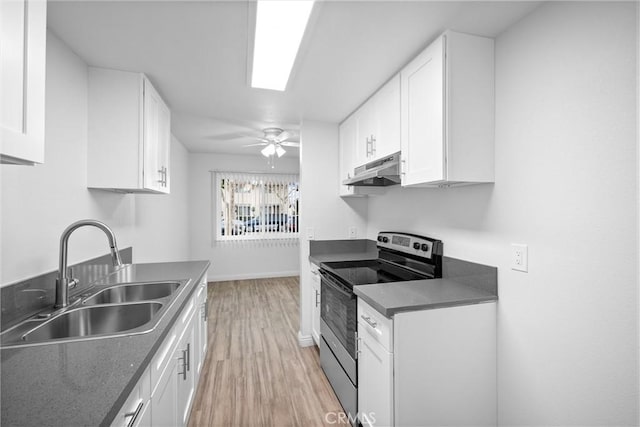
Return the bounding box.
[0,31,191,286]
[367,2,638,425]
[298,120,368,344]
[188,152,300,281]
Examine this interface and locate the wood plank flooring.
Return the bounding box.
[188,277,346,427]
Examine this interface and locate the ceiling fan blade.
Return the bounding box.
[280,141,300,147]
[274,130,291,143]
[243,142,268,147]
[207,132,255,141]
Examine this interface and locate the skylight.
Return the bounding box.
[251,0,315,91]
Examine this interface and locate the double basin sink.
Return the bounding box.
[1,280,187,347]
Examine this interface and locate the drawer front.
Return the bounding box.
[151,327,178,394]
[357,298,393,352]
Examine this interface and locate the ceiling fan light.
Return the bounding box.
[276,146,286,157]
[261,143,276,157]
[251,0,315,91]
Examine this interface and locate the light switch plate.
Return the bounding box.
[511,244,528,272]
[306,227,315,240]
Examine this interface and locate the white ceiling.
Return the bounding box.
[47,0,541,157]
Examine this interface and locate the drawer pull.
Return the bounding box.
[178,349,187,380]
[361,315,377,329]
[203,301,209,321]
[124,401,143,427]
[186,343,191,372]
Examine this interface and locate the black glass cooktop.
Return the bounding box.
[320,259,430,287]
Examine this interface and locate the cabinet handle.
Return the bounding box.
[157,166,168,186]
[201,301,208,321]
[178,349,187,380]
[361,314,378,329]
[400,159,406,176]
[366,137,373,158]
[370,135,376,157]
[124,401,144,427]
[186,343,191,372]
[315,290,320,307]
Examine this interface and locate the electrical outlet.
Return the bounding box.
[306,227,315,240]
[349,226,357,239]
[511,244,528,272]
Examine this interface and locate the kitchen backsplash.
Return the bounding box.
[1,247,133,330]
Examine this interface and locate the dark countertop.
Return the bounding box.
[308,239,378,265]
[309,251,378,264]
[0,260,210,427]
[353,278,498,318]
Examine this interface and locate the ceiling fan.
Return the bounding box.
[244,127,300,158]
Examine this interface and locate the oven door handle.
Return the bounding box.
[319,270,354,298]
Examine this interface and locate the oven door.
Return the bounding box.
[319,270,357,360]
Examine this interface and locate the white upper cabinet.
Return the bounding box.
[400,31,494,187]
[338,74,400,197]
[88,68,171,193]
[338,113,360,197]
[370,74,401,161]
[0,0,47,165]
[355,74,401,166]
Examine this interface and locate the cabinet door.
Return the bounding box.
[373,74,401,160]
[176,313,196,427]
[358,331,393,427]
[157,97,171,192]
[339,115,359,197]
[0,0,46,165]
[143,79,169,193]
[356,102,375,164]
[195,280,208,376]
[400,35,446,186]
[152,360,178,427]
[310,266,321,345]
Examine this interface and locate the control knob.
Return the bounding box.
[421,243,429,252]
[413,242,420,250]
[382,236,389,243]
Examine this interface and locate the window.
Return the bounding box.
[214,172,299,241]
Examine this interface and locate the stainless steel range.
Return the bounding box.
[318,232,443,423]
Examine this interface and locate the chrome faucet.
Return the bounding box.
[55,220,123,308]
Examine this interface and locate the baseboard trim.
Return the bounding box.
[297,331,315,347]
[209,270,300,282]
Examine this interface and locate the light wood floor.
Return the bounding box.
[188,277,346,427]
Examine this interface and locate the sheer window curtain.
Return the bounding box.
[212,171,300,247]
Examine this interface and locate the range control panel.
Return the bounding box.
[376,232,442,259]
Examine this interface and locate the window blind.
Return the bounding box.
[213,171,299,244]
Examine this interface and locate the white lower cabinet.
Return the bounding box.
[151,353,177,427]
[194,277,208,377]
[176,310,197,426]
[357,300,393,427]
[310,263,321,346]
[357,298,497,427]
[113,278,208,427]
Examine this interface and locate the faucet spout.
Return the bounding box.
[55,220,123,309]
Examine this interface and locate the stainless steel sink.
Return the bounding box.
[22,302,163,342]
[83,281,181,305]
[0,279,190,348]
